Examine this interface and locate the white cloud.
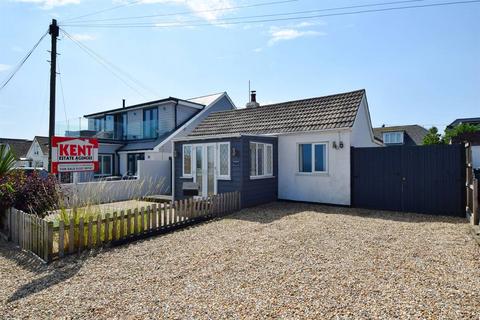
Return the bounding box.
[268,26,326,46]
[11,45,23,53]
[13,0,81,9]
[135,0,235,22]
[70,33,97,41]
[0,64,12,72]
[253,47,263,53]
[294,21,327,28]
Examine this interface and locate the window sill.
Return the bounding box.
[296,172,329,177]
[217,176,231,181]
[250,175,275,180]
[180,176,193,179]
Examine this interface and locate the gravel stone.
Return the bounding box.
[1,202,479,319]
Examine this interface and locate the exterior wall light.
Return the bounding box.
[232,147,239,157]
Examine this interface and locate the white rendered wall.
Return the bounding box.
[350,96,380,148]
[278,130,352,205]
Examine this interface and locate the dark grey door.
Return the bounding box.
[352,144,465,216]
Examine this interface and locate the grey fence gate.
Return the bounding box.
[351,144,466,216]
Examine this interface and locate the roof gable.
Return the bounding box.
[189,90,365,137]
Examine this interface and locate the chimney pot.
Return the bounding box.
[122,99,126,108]
[246,90,260,108]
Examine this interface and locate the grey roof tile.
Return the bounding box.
[189,89,365,137]
[0,138,32,159]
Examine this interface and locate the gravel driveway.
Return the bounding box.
[1,202,479,319]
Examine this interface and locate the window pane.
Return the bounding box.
[257,143,264,176]
[104,155,112,175]
[266,145,273,175]
[299,144,312,172]
[250,143,256,176]
[219,143,229,176]
[196,146,203,194]
[183,146,192,175]
[314,144,326,172]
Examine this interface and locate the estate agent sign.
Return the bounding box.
[51,137,99,174]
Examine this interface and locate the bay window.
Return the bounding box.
[250,142,273,178]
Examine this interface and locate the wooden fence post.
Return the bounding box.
[112,212,118,241]
[134,209,139,236]
[146,206,151,232]
[47,221,53,262]
[140,207,145,233]
[78,217,84,253]
[88,216,94,248]
[96,214,102,247]
[69,218,75,254]
[127,209,132,237]
[151,204,157,230]
[59,220,65,258]
[119,211,125,240]
[105,213,110,243]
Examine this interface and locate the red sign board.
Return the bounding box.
[51,137,99,174]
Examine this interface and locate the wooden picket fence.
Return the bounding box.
[7,191,241,263]
[8,208,53,262]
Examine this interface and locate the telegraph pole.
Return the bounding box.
[48,19,59,173]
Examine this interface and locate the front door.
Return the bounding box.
[193,144,217,198]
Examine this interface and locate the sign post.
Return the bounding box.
[51,137,99,174]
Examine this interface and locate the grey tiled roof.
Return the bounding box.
[373,125,428,146]
[189,90,365,136]
[0,138,32,159]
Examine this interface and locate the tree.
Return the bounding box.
[443,123,480,143]
[423,126,443,145]
[0,144,16,177]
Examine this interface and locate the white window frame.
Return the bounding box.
[250,142,274,179]
[297,142,328,174]
[217,142,231,180]
[383,132,404,144]
[182,144,193,177]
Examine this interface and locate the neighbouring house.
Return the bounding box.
[373,125,428,146]
[447,117,480,129]
[64,92,236,183]
[448,117,480,170]
[172,89,380,208]
[25,136,49,170]
[0,138,32,168]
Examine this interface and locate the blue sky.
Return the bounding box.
[0,0,479,139]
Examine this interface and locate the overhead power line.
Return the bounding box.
[62,0,143,23]
[67,0,425,24]
[65,0,434,27]
[65,0,299,24]
[61,29,159,99]
[61,0,480,28]
[0,31,48,92]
